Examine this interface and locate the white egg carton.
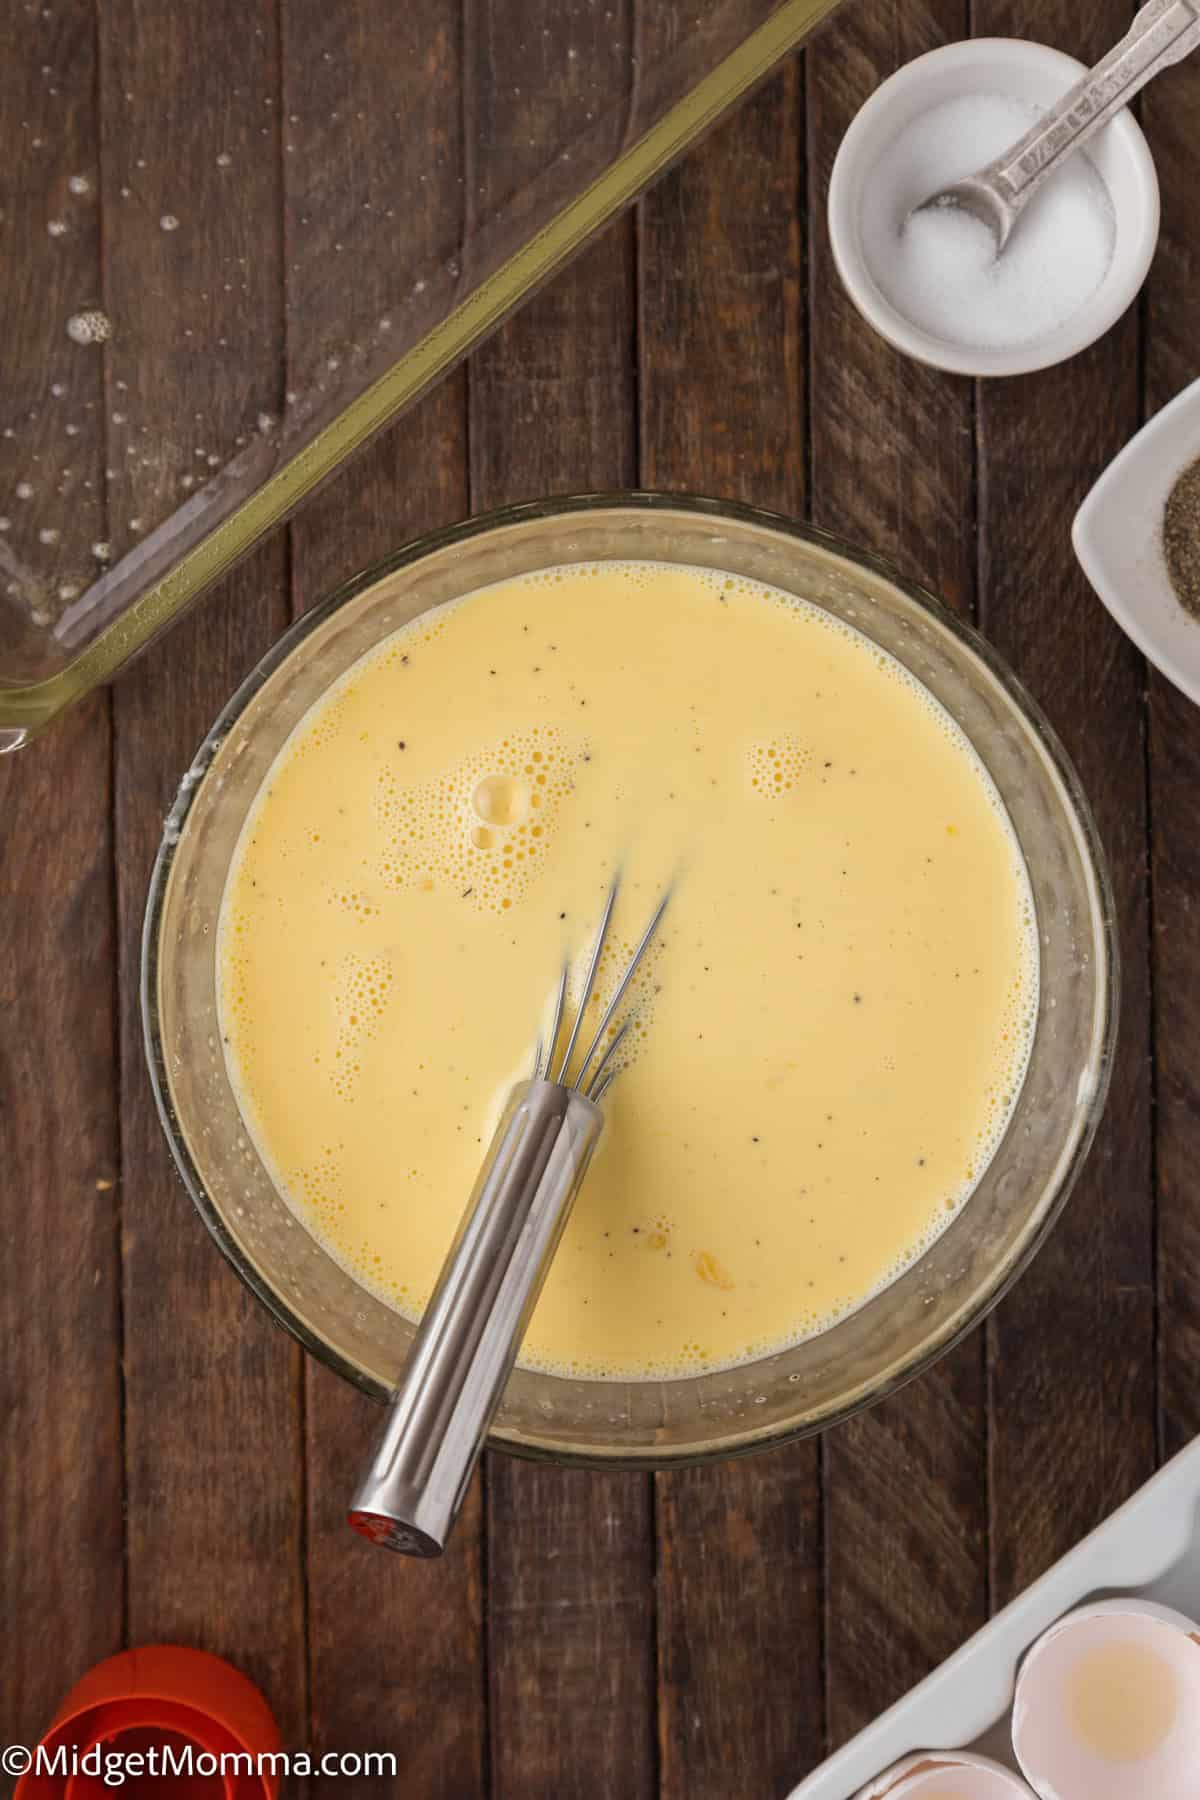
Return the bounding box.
[787,1435,1200,1799]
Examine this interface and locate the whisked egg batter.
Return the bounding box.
[219,561,1037,1378]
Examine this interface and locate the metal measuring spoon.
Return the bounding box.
[913,0,1200,254]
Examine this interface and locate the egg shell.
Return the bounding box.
[857,1749,1037,1798]
[1012,1597,1200,1800]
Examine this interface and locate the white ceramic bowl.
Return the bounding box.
[1073,377,1200,705]
[827,39,1160,377]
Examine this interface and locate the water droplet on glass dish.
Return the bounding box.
[49,382,65,397]
[58,581,80,601]
[66,309,112,345]
[0,517,10,532]
[111,411,126,425]
[67,173,90,196]
[46,218,67,238]
[65,423,79,436]
[128,517,143,533]
[206,453,220,467]
[256,411,276,434]
[119,185,131,199]
[37,526,60,545]
[15,482,34,501]
[159,213,179,232]
[92,540,112,562]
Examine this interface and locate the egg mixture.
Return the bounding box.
[219,561,1036,1379]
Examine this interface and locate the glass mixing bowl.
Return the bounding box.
[143,494,1117,1466]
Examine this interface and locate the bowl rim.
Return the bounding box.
[826,37,1161,379]
[141,490,1119,1467]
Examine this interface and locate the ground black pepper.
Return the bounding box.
[1163,452,1200,618]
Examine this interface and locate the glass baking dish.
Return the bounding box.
[0,0,843,750]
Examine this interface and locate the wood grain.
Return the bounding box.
[806,0,991,1751]
[638,66,825,1800]
[1142,48,1200,1462]
[465,10,656,1788]
[104,0,308,1754]
[976,0,1157,1606]
[807,0,974,610]
[638,65,804,513]
[0,694,124,1747]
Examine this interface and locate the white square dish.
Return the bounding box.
[787,1436,1200,1798]
[1072,377,1200,706]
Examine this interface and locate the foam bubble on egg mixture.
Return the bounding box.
[861,93,1115,352]
[373,724,576,915]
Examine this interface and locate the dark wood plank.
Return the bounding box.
[638,65,804,516]
[1,0,122,1751]
[807,1,974,612]
[466,10,656,1788]
[976,0,1156,1602]
[105,0,308,1750]
[806,0,990,1752]
[1142,45,1200,1461]
[280,2,486,1787]
[303,1356,487,1799]
[0,695,123,1745]
[638,64,825,1800]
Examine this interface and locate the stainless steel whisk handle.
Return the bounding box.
[348,1078,603,1557]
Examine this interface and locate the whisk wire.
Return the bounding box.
[583,1015,633,1100]
[554,880,619,1083]
[536,965,569,1079]
[573,886,671,1093]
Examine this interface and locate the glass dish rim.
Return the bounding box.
[141,490,1120,1468]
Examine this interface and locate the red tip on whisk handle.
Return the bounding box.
[347,1509,443,1558]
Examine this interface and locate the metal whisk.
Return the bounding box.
[349,878,670,1557]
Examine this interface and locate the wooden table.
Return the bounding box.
[4,0,1199,1794]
